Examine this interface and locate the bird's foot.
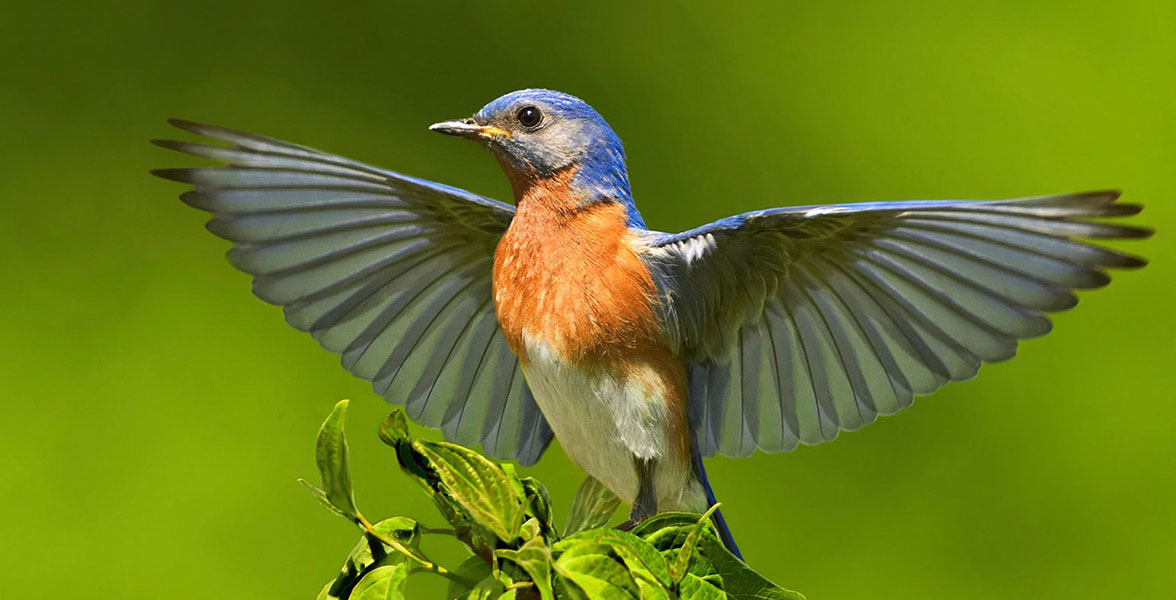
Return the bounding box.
[618,456,658,532]
[616,517,645,532]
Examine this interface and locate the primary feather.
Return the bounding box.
[153,120,553,465]
[642,192,1150,456]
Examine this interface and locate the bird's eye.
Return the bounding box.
[515,106,543,128]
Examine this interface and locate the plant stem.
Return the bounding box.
[356,512,477,587]
[419,525,458,536]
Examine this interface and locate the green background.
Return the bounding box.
[2,1,1173,598]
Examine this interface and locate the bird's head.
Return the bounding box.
[431,89,638,222]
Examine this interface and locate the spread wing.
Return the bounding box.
[153,120,552,465]
[644,192,1150,457]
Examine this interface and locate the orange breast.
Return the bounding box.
[493,174,656,364]
[492,172,690,459]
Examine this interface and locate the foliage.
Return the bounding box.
[303,400,805,599]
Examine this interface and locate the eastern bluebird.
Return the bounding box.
[154,89,1150,558]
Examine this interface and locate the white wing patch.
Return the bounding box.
[802,205,852,217]
[644,232,716,267]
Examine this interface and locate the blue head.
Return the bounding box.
[431,89,644,228]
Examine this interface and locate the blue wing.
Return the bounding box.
[153,120,552,465]
[643,192,1150,457]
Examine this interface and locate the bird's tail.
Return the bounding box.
[691,446,743,560]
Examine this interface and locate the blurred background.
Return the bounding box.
[2,1,1173,598]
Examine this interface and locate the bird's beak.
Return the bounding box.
[429,119,511,140]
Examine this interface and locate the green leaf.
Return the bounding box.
[555,528,671,591]
[564,476,621,536]
[553,530,671,599]
[671,505,720,583]
[349,563,409,600]
[446,556,507,600]
[317,517,421,600]
[317,580,335,600]
[382,410,537,557]
[422,485,500,561]
[309,406,804,600]
[378,408,410,447]
[445,556,492,599]
[314,399,357,520]
[496,534,554,600]
[631,512,701,548]
[553,539,642,600]
[633,513,805,600]
[300,479,348,519]
[712,562,804,600]
[519,517,543,542]
[679,572,726,600]
[412,439,523,542]
[520,476,555,540]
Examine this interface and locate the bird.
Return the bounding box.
[153,88,1150,558]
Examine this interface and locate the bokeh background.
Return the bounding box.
[2,1,1173,598]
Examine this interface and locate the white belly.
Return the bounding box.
[522,335,705,511]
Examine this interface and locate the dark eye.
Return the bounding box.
[515,105,542,128]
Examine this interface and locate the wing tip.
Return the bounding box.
[1073,190,1153,240]
[167,117,209,135]
[177,190,209,210]
[1052,189,1122,205]
[1085,189,1122,202]
[1126,254,1150,268]
[1108,224,1155,240]
[150,167,192,183]
[149,138,192,154]
[1107,202,1143,217]
[166,118,252,144]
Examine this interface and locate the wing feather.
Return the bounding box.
[154,122,551,464]
[646,192,1149,457]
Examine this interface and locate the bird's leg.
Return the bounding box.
[617,456,657,531]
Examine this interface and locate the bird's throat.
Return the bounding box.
[500,158,635,219]
[509,165,583,215]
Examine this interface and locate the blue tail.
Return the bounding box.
[691,447,743,560]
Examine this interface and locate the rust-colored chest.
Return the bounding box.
[491,173,692,462]
[492,181,661,366]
